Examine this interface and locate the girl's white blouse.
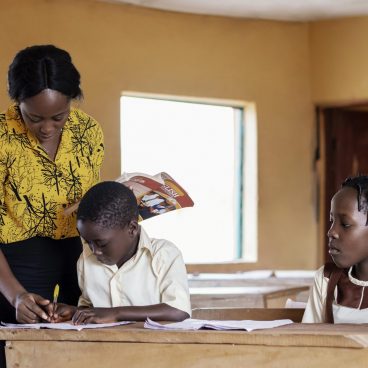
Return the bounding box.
[303,266,368,323]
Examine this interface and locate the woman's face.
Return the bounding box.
[19,89,71,145]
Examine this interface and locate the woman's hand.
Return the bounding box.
[48,303,77,323]
[72,307,118,325]
[14,292,51,323]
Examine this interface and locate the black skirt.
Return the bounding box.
[0,236,82,323]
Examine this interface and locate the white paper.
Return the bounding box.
[0,321,133,331]
[274,270,316,278]
[284,298,308,309]
[144,318,293,331]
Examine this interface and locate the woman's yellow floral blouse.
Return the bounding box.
[0,104,104,244]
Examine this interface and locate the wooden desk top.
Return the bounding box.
[190,285,310,296]
[1,323,368,349]
[188,275,314,288]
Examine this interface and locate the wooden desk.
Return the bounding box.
[190,285,310,308]
[192,307,305,322]
[188,274,314,288]
[1,323,368,367]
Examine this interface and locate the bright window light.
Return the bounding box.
[120,95,256,263]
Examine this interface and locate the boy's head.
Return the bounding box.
[77,181,139,267]
[328,175,368,269]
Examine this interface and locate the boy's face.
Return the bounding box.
[77,219,139,268]
[328,187,368,269]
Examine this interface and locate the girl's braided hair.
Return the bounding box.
[342,175,368,224]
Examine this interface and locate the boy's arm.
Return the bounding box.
[50,303,78,322]
[50,251,90,323]
[72,303,189,325]
[154,244,192,317]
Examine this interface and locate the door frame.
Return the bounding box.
[316,100,368,264]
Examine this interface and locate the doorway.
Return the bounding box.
[319,104,368,262]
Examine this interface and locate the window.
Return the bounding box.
[120,94,257,263]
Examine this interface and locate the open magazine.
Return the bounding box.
[64,172,194,221]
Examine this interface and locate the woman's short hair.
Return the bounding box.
[8,45,82,102]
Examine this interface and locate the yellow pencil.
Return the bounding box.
[53,284,60,315]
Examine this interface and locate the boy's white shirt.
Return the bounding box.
[77,226,191,316]
[302,266,368,323]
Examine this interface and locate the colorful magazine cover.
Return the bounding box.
[116,172,194,221]
[64,172,194,221]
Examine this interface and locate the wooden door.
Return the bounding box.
[323,108,368,261]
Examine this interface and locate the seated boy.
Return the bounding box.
[53,181,191,324]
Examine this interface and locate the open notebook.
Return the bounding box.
[0,321,133,331]
[144,318,293,331]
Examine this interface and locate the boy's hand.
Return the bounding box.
[15,292,51,323]
[48,303,77,323]
[72,307,118,325]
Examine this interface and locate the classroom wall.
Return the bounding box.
[0,0,316,269]
[310,17,368,103]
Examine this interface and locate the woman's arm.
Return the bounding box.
[0,120,51,323]
[0,249,25,305]
[0,249,51,323]
[72,303,189,325]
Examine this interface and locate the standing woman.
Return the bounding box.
[0,45,104,324]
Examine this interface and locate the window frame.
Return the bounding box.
[121,91,258,271]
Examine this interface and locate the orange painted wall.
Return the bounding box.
[0,0,316,269]
[310,16,368,103]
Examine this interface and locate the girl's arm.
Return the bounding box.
[72,303,189,325]
[0,249,51,323]
[302,266,326,323]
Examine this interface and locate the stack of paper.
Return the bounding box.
[144,318,293,331]
[0,321,132,331]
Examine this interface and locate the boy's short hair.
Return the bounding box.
[342,175,368,219]
[77,181,139,229]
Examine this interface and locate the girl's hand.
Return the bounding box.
[48,303,77,323]
[15,292,51,323]
[72,307,118,325]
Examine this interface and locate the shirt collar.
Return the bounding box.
[136,226,153,254]
[5,104,27,133]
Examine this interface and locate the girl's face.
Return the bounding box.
[77,219,139,268]
[328,187,368,270]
